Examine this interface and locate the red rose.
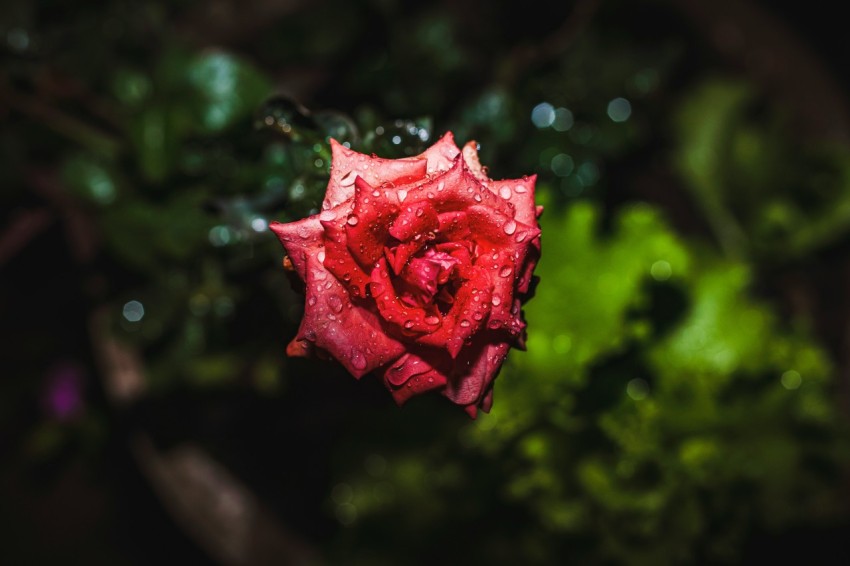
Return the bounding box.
[270,132,541,417]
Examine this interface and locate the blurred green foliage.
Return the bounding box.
[332,201,844,564]
[3,0,850,564]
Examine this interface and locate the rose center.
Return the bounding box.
[394,247,460,310]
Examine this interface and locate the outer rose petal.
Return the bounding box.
[406,156,516,219]
[380,351,448,405]
[324,139,428,210]
[294,245,406,378]
[417,132,461,174]
[443,332,510,412]
[270,216,324,279]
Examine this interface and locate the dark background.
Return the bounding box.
[4,0,850,564]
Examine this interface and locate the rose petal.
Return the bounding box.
[370,257,442,334]
[324,139,428,210]
[461,140,489,183]
[417,131,461,174]
[489,176,538,226]
[320,217,371,298]
[415,276,492,357]
[462,141,539,227]
[388,200,439,242]
[443,331,510,407]
[385,239,427,275]
[345,177,399,268]
[464,205,541,248]
[380,351,448,405]
[269,216,323,279]
[296,252,405,377]
[406,157,516,218]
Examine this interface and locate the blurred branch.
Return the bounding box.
[89,308,148,405]
[0,209,54,267]
[134,437,322,566]
[670,0,850,143]
[498,0,601,85]
[0,84,122,158]
[26,170,99,264]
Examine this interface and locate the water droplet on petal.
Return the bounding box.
[472,312,484,321]
[499,186,512,199]
[515,185,527,194]
[372,189,380,197]
[460,319,471,328]
[425,315,440,325]
[328,295,344,313]
[499,266,512,277]
[503,220,517,235]
[347,215,359,226]
[308,296,317,306]
[404,320,415,329]
[488,320,501,330]
[415,208,424,217]
[516,231,527,243]
[473,193,482,202]
[398,189,408,202]
[317,250,326,263]
[492,296,502,306]
[305,330,317,341]
[437,182,445,192]
[351,349,367,370]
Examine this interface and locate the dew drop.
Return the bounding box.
[488,320,501,330]
[305,330,317,341]
[437,182,445,192]
[317,250,326,263]
[427,192,435,199]
[415,208,424,217]
[372,189,380,197]
[320,210,336,222]
[425,315,440,325]
[328,295,344,313]
[351,349,367,370]
[499,186,512,199]
[499,266,512,277]
[404,320,415,329]
[398,189,408,202]
[516,231,528,243]
[308,296,317,306]
[492,296,502,306]
[298,226,311,239]
[503,220,517,235]
[460,319,471,328]
[347,215,359,226]
[472,312,484,321]
[515,185,528,194]
[473,193,482,202]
